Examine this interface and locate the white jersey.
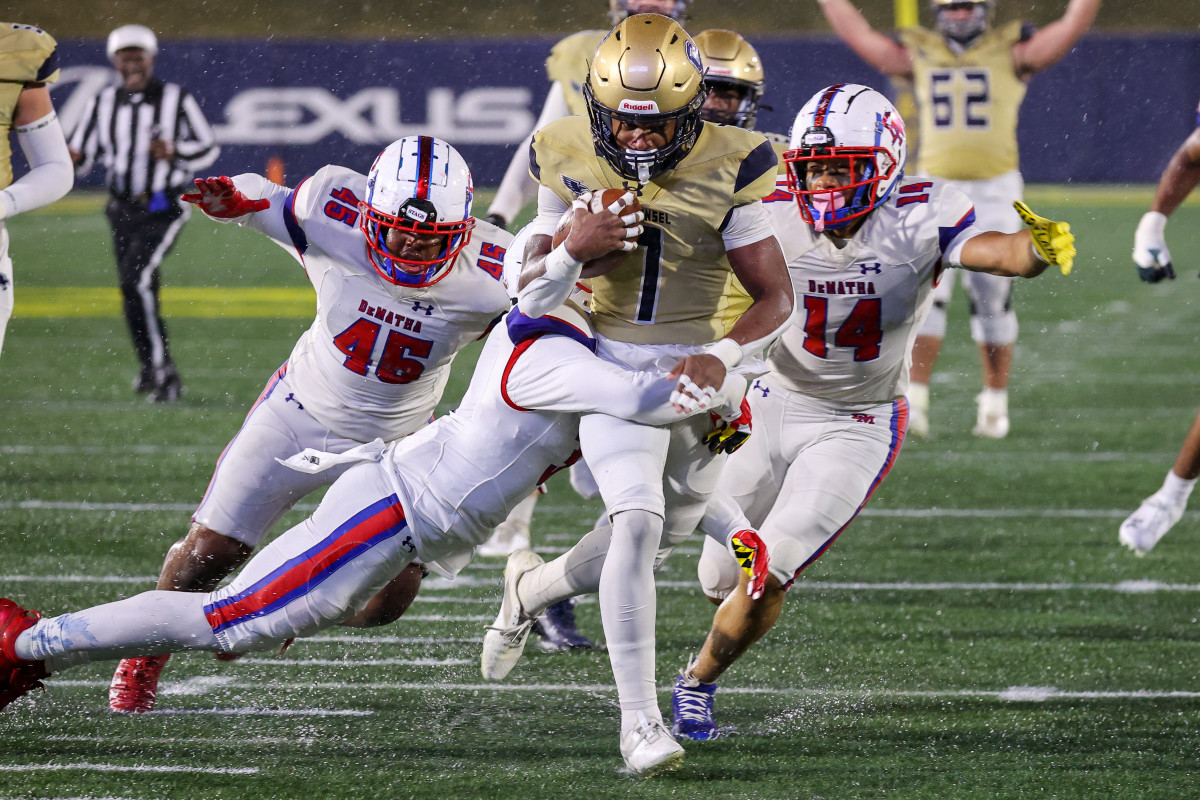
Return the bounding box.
[233,166,513,442]
[762,175,979,404]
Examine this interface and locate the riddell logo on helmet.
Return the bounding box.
[619,99,660,113]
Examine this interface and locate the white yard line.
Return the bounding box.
[31,679,1200,703]
[233,656,472,667]
[4,763,258,775]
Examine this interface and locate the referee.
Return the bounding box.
[68,24,219,402]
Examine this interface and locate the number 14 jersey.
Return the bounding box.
[763,175,980,405]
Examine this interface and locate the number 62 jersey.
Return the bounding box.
[230,166,513,442]
[763,175,980,405]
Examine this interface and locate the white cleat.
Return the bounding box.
[620,712,685,777]
[972,391,1009,439]
[480,548,544,680]
[475,520,531,558]
[1119,490,1186,555]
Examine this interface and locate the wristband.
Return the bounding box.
[1031,241,1048,265]
[705,337,742,370]
[543,242,584,283]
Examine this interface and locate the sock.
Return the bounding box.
[978,387,1007,414]
[504,491,538,532]
[15,590,218,673]
[518,523,611,615]
[601,509,665,737]
[907,382,929,410]
[1162,470,1198,506]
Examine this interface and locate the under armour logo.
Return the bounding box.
[285,393,304,409]
[753,380,769,397]
[859,263,882,275]
[401,535,415,553]
[411,301,435,316]
[0,273,9,290]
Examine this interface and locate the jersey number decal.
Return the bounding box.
[801,296,882,362]
[929,68,991,130]
[333,319,432,383]
[634,225,664,324]
[324,187,361,227]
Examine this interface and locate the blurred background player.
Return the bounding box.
[1119,100,1200,555]
[818,0,1100,438]
[0,22,73,358]
[481,14,792,775]
[671,83,1077,740]
[67,25,220,402]
[105,136,512,713]
[476,0,694,651]
[692,28,788,165]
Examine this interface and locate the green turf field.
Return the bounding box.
[1,187,1198,799]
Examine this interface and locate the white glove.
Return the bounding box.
[1132,211,1175,283]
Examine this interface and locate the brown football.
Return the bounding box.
[552,188,642,279]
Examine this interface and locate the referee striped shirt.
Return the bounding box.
[68,77,219,201]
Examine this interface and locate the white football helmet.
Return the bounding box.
[360,136,475,287]
[783,84,907,232]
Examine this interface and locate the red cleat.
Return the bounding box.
[729,530,771,600]
[0,598,51,710]
[109,654,171,713]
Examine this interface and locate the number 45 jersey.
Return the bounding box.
[230,166,512,443]
[763,174,980,405]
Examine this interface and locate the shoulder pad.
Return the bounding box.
[0,23,59,84]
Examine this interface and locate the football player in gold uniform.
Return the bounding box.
[481,15,793,775]
[0,23,73,357]
[478,0,697,653]
[819,0,1100,438]
[693,29,789,173]
[1119,99,1200,556]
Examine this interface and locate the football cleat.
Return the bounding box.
[109,654,171,713]
[671,669,719,741]
[620,711,686,776]
[480,549,544,681]
[475,519,531,559]
[972,391,1009,439]
[533,598,595,651]
[1119,490,1187,556]
[147,366,184,404]
[730,529,770,600]
[0,598,51,711]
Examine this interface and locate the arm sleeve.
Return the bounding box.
[173,92,220,172]
[0,112,73,218]
[720,200,775,250]
[514,187,577,317]
[487,82,571,224]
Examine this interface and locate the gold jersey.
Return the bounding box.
[545,30,608,118]
[0,23,59,192]
[900,21,1027,180]
[763,130,790,176]
[531,116,778,346]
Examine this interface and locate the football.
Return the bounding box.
[552,188,642,279]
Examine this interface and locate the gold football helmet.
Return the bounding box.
[608,0,691,25]
[694,29,765,129]
[585,13,707,183]
[930,0,994,43]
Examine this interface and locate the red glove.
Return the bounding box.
[181,176,270,219]
[704,397,752,454]
[730,529,770,600]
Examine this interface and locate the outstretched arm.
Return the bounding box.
[816,0,913,77]
[1131,122,1200,283]
[1011,0,1101,77]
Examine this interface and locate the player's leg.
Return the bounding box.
[963,269,1016,438]
[110,371,358,712]
[675,393,907,739]
[0,225,13,359]
[138,207,189,403]
[477,491,536,557]
[1120,407,1200,554]
[106,200,153,391]
[908,271,954,438]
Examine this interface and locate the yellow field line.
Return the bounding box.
[14,287,315,318]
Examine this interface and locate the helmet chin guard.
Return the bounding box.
[360,136,475,287]
[783,84,908,232]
